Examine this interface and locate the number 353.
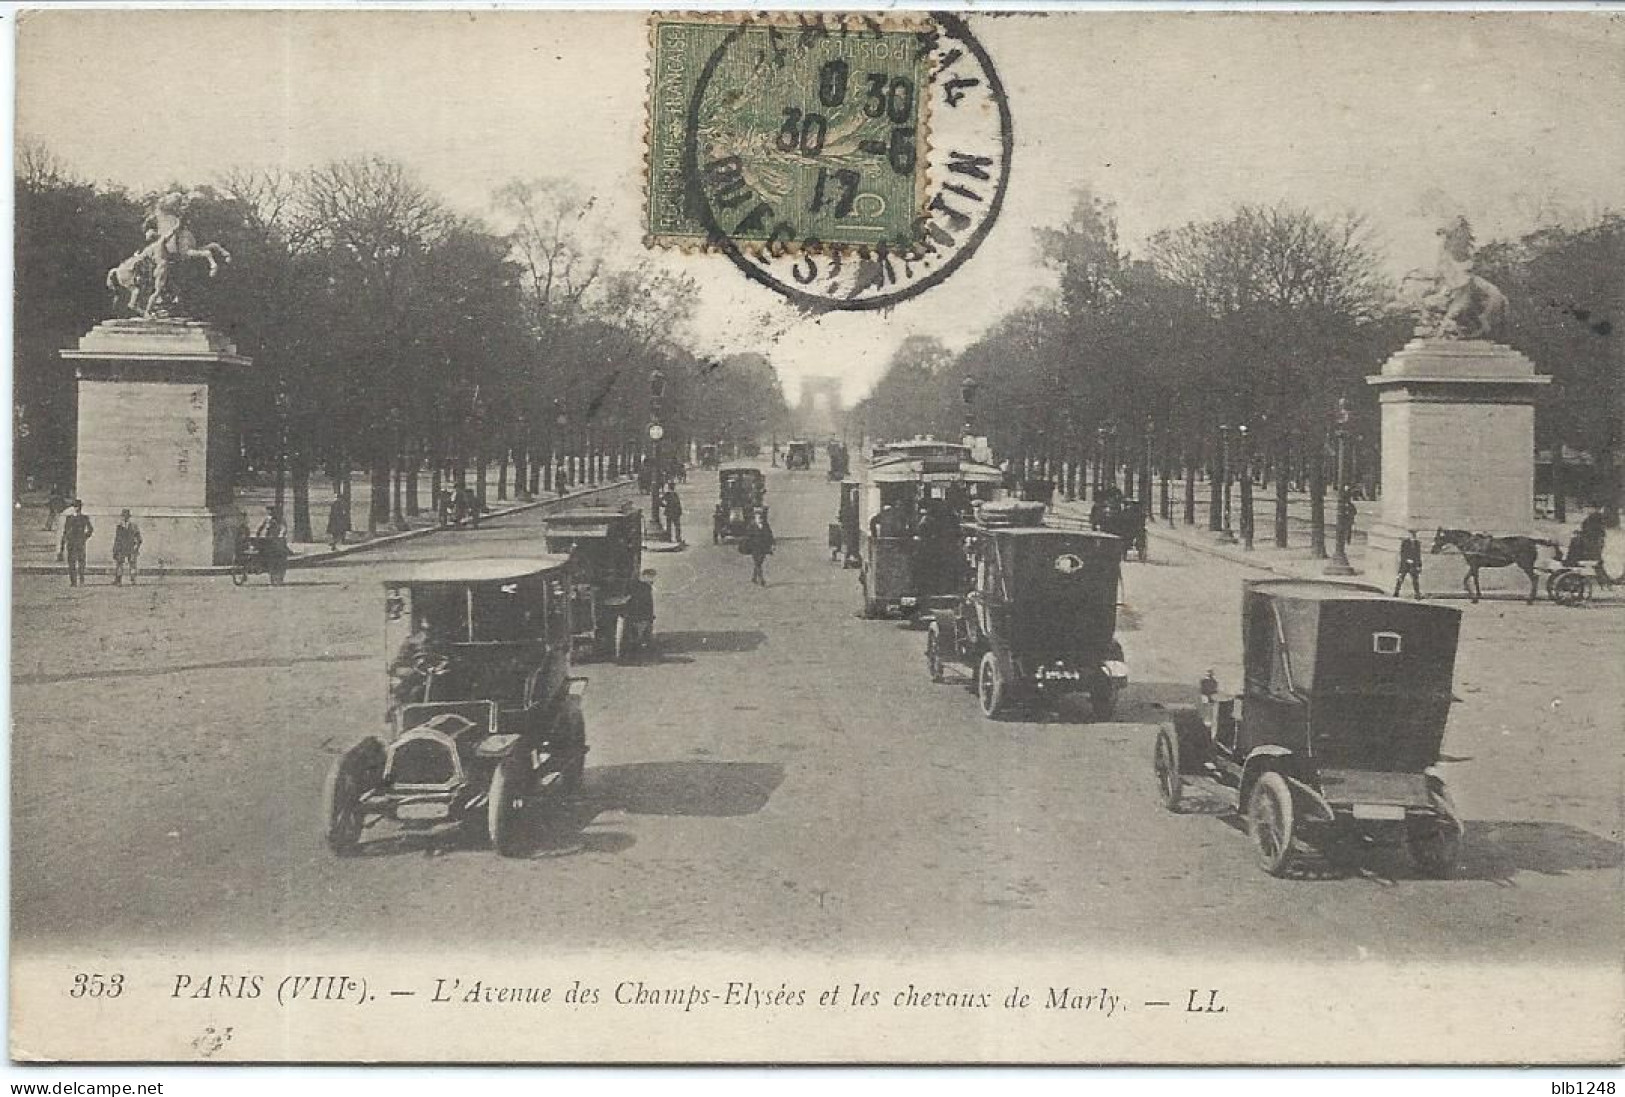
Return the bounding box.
[69,973,125,998]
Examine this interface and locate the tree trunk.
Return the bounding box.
[391,452,406,531]
[497,446,509,502]
[1183,445,1197,526]
[475,450,489,509]
[1310,444,1327,558]
[513,445,529,500]
[336,457,353,538]
[1207,432,1222,533]
[406,447,421,517]
[1274,441,1289,548]
[369,455,390,533]
[291,443,313,543]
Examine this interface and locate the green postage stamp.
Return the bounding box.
[646,13,932,252]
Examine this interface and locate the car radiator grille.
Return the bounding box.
[389,737,457,786]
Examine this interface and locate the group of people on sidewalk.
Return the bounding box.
[50,500,143,587]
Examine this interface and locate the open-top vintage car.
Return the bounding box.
[785,439,815,470]
[925,502,1129,720]
[713,465,768,542]
[543,502,649,660]
[826,442,851,481]
[323,558,588,858]
[1153,579,1464,878]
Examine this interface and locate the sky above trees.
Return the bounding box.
[17,10,1624,403]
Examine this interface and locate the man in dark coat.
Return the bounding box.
[662,486,684,544]
[58,500,93,586]
[112,509,143,586]
[745,514,775,586]
[1394,529,1424,599]
[326,494,350,551]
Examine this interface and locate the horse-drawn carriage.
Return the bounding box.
[1431,525,1614,605]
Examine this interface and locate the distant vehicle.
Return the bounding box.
[857,448,1002,617]
[231,534,288,586]
[699,444,720,470]
[1154,580,1464,878]
[323,558,588,858]
[1089,490,1149,561]
[826,442,851,481]
[785,440,815,470]
[713,465,768,542]
[925,502,1128,720]
[543,502,647,660]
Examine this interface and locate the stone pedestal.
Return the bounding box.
[61,319,251,568]
[1366,339,1550,594]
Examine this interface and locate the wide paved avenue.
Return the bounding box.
[12,464,1621,961]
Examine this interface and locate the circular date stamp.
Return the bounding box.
[645,12,1012,311]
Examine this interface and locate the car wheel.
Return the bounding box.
[1407,817,1460,879]
[231,562,248,586]
[977,651,1007,719]
[1089,675,1119,721]
[925,624,945,682]
[1247,770,1296,877]
[488,754,534,858]
[323,737,383,856]
[1153,726,1182,812]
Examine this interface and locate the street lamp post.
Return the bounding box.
[961,375,980,442]
[1325,397,1356,575]
[553,399,568,496]
[1238,422,1253,550]
[1218,423,1237,544]
[649,369,668,541]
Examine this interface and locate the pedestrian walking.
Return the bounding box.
[111,509,143,586]
[255,505,290,585]
[743,513,775,586]
[663,485,684,544]
[43,484,68,531]
[1394,529,1424,600]
[58,500,93,586]
[1337,490,1358,548]
[325,494,350,551]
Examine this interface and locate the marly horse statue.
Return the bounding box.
[106,192,230,318]
[1431,528,1560,603]
[1401,215,1509,342]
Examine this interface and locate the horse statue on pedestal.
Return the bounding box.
[106,191,231,319]
[1400,215,1509,341]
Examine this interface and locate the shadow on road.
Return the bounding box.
[17,650,371,686]
[582,760,786,817]
[653,630,767,655]
[1456,820,1624,882]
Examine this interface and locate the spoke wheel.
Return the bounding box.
[1153,727,1182,811]
[322,738,383,856]
[1552,572,1590,607]
[977,651,1006,719]
[488,754,535,858]
[925,625,945,682]
[1246,771,1296,877]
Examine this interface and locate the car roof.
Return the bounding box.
[386,556,572,585]
[1245,578,1389,602]
[720,464,764,474]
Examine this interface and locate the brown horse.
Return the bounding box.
[1430,528,1559,603]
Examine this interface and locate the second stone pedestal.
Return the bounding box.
[1366,339,1550,595]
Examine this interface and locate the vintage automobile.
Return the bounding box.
[785,439,815,470]
[1153,579,1464,878]
[925,501,1128,720]
[542,502,649,660]
[826,442,851,482]
[231,533,289,586]
[713,465,768,542]
[698,444,720,470]
[1089,490,1149,561]
[858,449,1002,617]
[323,558,588,858]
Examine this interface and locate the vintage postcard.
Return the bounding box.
[8,7,1624,1065]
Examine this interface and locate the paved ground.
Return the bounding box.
[10,463,1622,962]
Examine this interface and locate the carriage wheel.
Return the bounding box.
[488,754,536,858]
[322,737,383,856]
[925,624,945,682]
[1246,771,1297,877]
[1153,727,1182,812]
[977,651,1007,719]
[1552,572,1590,607]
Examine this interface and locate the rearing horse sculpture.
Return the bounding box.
[1431,528,1559,604]
[106,191,230,318]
